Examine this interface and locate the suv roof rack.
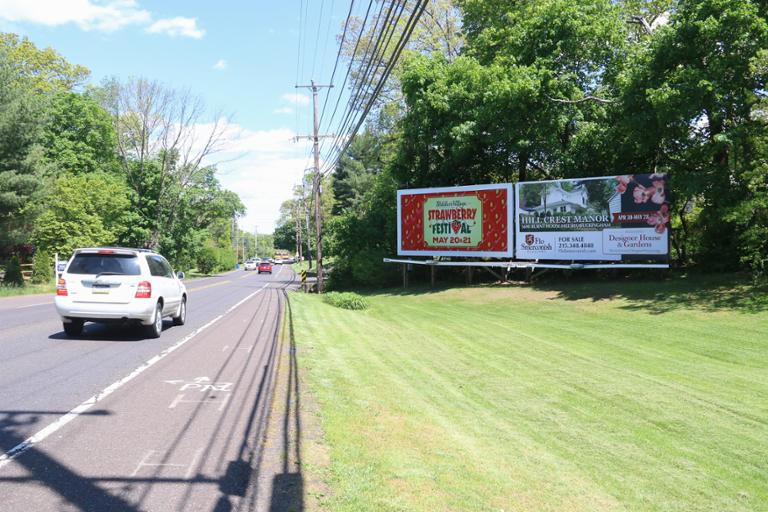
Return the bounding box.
[74,247,158,254]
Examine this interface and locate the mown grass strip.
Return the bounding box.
[291,275,768,512]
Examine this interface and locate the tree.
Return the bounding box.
[0,33,90,93]
[0,51,46,248]
[332,130,384,214]
[273,222,296,252]
[41,91,117,175]
[31,172,136,257]
[614,0,768,269]
[2,255,24,287]
[31,250,52,284]
[101,77,229,248]
[339,0,465,117]
[196,245,218,275]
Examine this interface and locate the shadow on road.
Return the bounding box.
[0,273,306,511]
[47,320,176,342]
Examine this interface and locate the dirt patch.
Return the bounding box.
[250,292,332,511]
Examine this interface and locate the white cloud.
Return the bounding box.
[0,1,204,38]
[274,107,293,115]
[213,59,227,70]
[281,93,310,106]
[0,0,150,31]
[203,124,316,232]
[146,16,204,39]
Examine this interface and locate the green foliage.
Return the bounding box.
[196,245,219,275]
[0,33,90,93]
[322,291,370,310]
[318,0,768,285]
[273,222,296,252]
[2,255,24,287]
[41,91,117,175]
[327,168,400,288]
[31,172,136,257]
[332,130,382,215]
[0,51,46,247]
[31,250,52,284]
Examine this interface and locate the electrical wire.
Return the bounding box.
[320,0,427,175]
[320,0,406,161]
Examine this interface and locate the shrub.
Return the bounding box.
[3,256,25,287]
[196,246,218,275]
[322,291,370,310]
[31,251,52,284]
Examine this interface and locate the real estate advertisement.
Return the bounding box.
[398,184,514,257]
[515,174,670,261]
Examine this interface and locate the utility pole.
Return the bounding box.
[254,226,258,259]
[294,203,302,261]
[295,80,333,292]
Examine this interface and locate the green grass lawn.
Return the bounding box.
[289,274,768,512]
[0,281,55,297]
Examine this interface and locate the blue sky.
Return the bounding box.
[0,0,352,233]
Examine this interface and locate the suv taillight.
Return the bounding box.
[56,278,68,296]
[135,281,152,298]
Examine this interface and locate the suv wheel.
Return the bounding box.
[63,319,84,337]
[146,302,163,339]
[172,297,186,326]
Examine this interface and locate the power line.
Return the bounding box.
[317,0,358,127]
[320,0,406,164]
[310,0,327,79]
[318,0,375,131]
[321,0,428,175]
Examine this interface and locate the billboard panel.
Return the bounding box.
[398,184,514,257]
[515,174,669,261]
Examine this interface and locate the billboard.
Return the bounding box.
[515,174,669,261]
[398,184,514,257]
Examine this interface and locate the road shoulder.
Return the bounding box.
[252,289,331,511]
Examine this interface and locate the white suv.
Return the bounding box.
[55,248,187,338]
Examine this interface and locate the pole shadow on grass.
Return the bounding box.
[530,272,768,314]
[359,269,768,315]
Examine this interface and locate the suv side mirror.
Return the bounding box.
[176,271,185,280]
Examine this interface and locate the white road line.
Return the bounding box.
[0,282,270,470]
[15,302,52,309]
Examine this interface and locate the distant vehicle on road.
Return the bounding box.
[244,260,258,271]
[54,248,187,338]
[258,261,273,274]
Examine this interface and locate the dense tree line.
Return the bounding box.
[0,34,245,284]
[312,0,768,288]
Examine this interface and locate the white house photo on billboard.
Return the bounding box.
[514,174,670,262]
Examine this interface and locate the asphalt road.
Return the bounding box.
[0,265,297,511]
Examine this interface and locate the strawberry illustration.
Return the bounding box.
[452,220,461,233]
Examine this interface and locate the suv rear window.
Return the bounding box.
[67,254,141,276]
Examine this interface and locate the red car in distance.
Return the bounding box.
[257,261,273,274]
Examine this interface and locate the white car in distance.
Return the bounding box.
[55,248,187,338]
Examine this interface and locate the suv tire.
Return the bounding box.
[63,319,84,337]
[146,302,163,339]
[172,297,186,326]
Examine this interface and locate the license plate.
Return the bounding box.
[92,285,110,294]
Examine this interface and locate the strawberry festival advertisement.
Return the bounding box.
[515,174,670,261]
[397,184,514,257]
